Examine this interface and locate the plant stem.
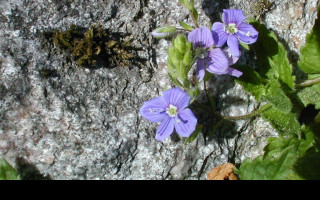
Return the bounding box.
[193,100,272,121]
[176,28,191,32]
[221,103,272,121]
[295,76,320,88]
[203,81,215,112]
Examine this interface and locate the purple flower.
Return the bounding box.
[140,87,197,142]
[212,9,258,57]
[221,47,243,77]
[188,26,241,81]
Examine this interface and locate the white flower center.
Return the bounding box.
[226,23,238,34]
[195,47,208,59]
[166,104,178,118]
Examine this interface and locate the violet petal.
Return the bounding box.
[222,9,246,25]
[162,87,191,111]
[211,22,229,47]
[206,48,229,74]
[196,58,206,82]
[188,26,215,48]
[140,96,166,123]
[227,35,240,57]
[236,22,259,44]
[174,108,198,138]
[226,67,243,78]
[222,47,240,66]
[155,116,175,142]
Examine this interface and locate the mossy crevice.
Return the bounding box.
[51,24,136,68]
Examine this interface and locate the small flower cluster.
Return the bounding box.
[189,9,258,81]
[140,9,258,142]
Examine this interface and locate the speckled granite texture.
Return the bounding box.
[0,0,318,179]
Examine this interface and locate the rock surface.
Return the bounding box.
[0,0,318,180]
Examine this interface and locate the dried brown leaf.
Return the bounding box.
[207,163,239,180]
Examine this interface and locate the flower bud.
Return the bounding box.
[168,47,183,67]
[152,26,177,38]
[183,49,193,67]
[173,34,187,54]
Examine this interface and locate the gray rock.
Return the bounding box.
[0,0,318,180]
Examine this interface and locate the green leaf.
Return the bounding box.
[239,42,250,50]
[237,127,315,180]
[182,49,193,69]
[0,158,20,180]
[156,26,177,33]
[262,107,301,137]
[191,8,198,22]
[238,149,294,180]
[234,65,267,100]
[264,81,292,113]
[251,21,295,90]
[297,77,320,109]
[293,148,320,180]
[188,87,201,98]
[184,124,202,145]
[168,73,184,89]
[173,34,188,54]
[179,21,194,31]
[168,47,183,67]
[178,0,193,10]
[297,5,320,74]
[297,83,320,109]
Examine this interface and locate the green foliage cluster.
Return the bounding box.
[234,5,320,180]
[0,158,20,180]
[52,24,134,68]
[167,35,195,90]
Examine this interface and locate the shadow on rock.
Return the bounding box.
[201,0,230,23]
[189,98,238,146]
[16,157,51,180]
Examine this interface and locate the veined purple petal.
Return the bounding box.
[196,58,206,82]
[236,23,259,44]
[188,26,215,48]
[155,116,175,142]
[211,22,228,47]
[227,35,240,57]
[226,67,243,77]
[206,48,229,74]
[222,9,246,26]
[222,47,240,66]
[140,96,166,123]
[162,87,191,111]
[174,108,197,138]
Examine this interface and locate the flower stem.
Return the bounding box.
[295,76,320,88]
[176,28,191,32]
[221,103,272,121]
[193,100,272,121]
[203,81,215,112]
